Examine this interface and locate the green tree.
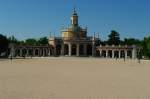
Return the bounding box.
[24,37,48,46]
[8,36,25,45]
[38,37,48,45]
[8,36,19,44]
[124,38,141,45]
[141,37,150,59]
[0,34,9,57]
[147,41,150,58]
[25,38,37,45]
[107,30,120,45]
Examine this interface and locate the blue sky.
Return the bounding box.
[0,0,150,40]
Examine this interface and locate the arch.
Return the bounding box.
[40,49,43,56]
[71,44,77,55]
[22,48,27,57]
[96,50,100,57]
[49,45,54,56]
[35,49,39,56]
[43,49,47,56]
[101,50,106,58]
[56,44,61,56]
[15,49,20,57]
[127,50,132,58]
[64,44,69,55]
[108,50,112,58]
[114,50,119,58]
[79,44,84,55]
[120,50,125,58]
[28,49,33,56]
[87,44,92,56]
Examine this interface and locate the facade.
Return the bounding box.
[9,44,51,58]
[9,8,138,59]
[96,45,137,59]
[48,8,99,57]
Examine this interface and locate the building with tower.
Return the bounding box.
[9,8,138,59]
[49,8,100,57]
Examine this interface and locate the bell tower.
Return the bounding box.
[61,7,87,39]
[71,8,78,26]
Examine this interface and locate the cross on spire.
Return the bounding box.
[72,7,77,15]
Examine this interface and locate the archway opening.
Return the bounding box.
[121,50,125,58]
[102,50,106,58]
[127,50,132,58]
[79,45,84,55]
[108,50,112,58]
[64,44,69,55]
[22,49,27,57]
[29,49,33,56]
[56,44,61,56]
[15,49,20,57]
[87,45,92,56]
[96,50,100,57]
[71,44,76,56]
[114,51,119,58]
[35,49,39,56]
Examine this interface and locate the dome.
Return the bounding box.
[61,8,87,39]
[68,25,81,32]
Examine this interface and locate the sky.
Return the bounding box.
[0,0,150,40]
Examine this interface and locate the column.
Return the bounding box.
[48,49,51,56]
[112,50,115,58]
[33,49,35,57]
[20,49,22,57]
[119,50,121,58]
[76,44,80,56]
[38,49,40,57]
[99,50,102,57]
[43,49,45,57]
[84,44,87,56]
[69,44,72,56]
[125,50,128,59]
[61,44,64,56]
[30,49,33,57]
[45,49,47,56]
[132,48,137,59]
[12,48,15,57]
[106,50,108,58]
[9,44,15,57]
[92,43,95,57]
[26,49,29,57]
[41,49,43,57]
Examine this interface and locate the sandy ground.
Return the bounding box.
[0,57,150,99]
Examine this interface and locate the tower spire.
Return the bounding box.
[71,7,78,25]
[73,6,77,15]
